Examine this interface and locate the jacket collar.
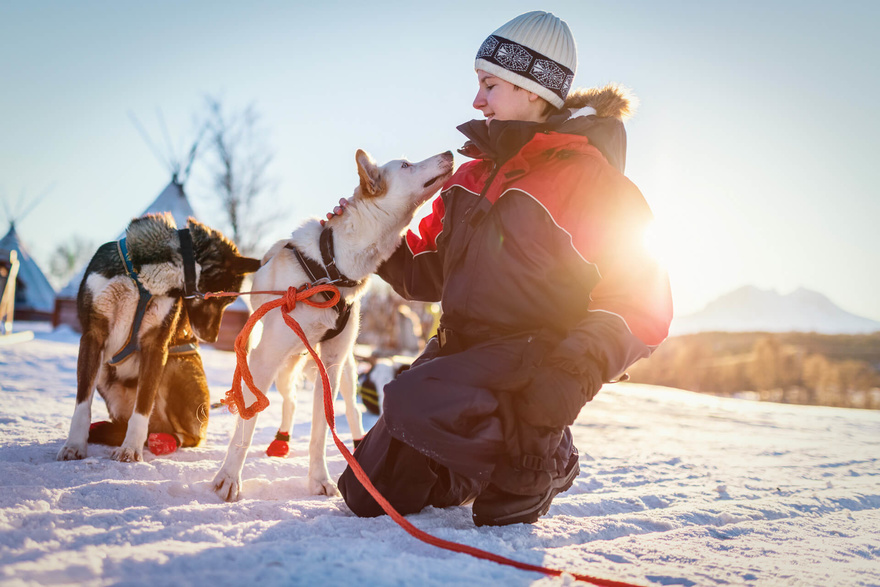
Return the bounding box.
[456,115,566,165]
[456,104,628,173]
[455,84,635,169]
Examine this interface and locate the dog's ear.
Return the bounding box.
[231,255,263,275]
[356,149,383,197]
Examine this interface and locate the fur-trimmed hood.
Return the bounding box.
[457,83,635,172]
[564,83,637,121]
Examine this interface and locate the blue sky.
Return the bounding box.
[2,0,879,320]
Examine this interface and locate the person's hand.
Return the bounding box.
[320,198,350,226]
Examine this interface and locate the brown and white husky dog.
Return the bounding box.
[213,149,453,501]
[58,214,261,462]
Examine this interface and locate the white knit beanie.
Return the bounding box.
[475,11,577,109]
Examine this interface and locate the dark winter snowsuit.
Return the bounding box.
[339,87,673,517]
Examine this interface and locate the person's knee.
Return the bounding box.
[338,466,384,518]
[382,374,443,435]
[381,382,416,433]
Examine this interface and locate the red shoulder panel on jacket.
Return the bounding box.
[442,159,491,195]
[405,195,446,256]
[406,160,490,256]
[491,133,672,347]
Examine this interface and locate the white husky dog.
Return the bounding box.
[213,149,453,501]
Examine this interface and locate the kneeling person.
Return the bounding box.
[338,10,672,526]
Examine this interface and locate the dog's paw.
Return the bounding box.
[212,470,242,502]
[57,443,87,461]
[111,445,143,462]
[308,474,340,497]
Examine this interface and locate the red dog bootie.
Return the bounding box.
[266,431,290,458]
[147,433,179,456]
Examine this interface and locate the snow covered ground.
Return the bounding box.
[1,324,879,587]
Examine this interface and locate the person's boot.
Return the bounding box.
[472,449,579,527]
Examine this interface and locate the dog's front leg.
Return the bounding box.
[58,327,105,461]
[113,304,180,463]
[212,338,280,501]
[308,356,344,496]
[113,342,167,462]
[212,413,259,502]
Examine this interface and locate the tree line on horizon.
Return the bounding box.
[627,331,880,410]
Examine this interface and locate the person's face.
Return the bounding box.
[473,70,548,125]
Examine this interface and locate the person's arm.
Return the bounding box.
[320,195,446,301]
[555,208,672,383]
[518,165,672,429]
[376,195,446,302]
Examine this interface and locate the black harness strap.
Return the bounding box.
[290,246,323,285]
[109,238,153,366]
[178,228,200,299]
[319,228,361,288]
[284,227,361,342]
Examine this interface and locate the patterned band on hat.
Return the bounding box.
[476,34,574,102]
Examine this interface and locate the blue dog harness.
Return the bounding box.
[108,229,200,366]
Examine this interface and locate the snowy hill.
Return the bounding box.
[1,326,879,586]
[671,285,880,335]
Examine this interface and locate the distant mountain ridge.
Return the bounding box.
[670,286,880,335]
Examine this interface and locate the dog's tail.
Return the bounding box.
[88,421,128,446]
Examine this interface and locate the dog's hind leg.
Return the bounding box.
[58,316,108,461]
[266,353,306,458]
[161,355,211,449]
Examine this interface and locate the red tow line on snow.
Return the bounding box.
[206,285,645,587]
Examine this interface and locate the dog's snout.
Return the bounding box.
[438,151,453,169]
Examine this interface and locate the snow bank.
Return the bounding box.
[1,327,879,586]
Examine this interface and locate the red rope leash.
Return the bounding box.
[209,286,644,587]
[206,285,340,419]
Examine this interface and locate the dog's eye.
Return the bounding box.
[401,162,410,169]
